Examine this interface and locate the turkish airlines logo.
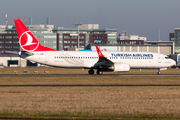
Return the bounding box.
[19,31,39,51]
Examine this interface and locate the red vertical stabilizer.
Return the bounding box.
[14,19,56,52]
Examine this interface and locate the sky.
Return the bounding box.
[0,0,180,41]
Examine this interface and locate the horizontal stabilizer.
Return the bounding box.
[21,51,34,56]
[4,50,19,55]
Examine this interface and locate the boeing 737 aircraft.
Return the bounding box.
[14,19,176,75]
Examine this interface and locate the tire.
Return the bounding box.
[97,70,103,75]
[88,69,94,75]
[157,71,161,75]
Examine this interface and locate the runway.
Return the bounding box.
[1,74,180,77]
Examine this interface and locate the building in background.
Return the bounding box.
[0,24,13,33]
[0,33,19,54]
[92,41,174,55]
[169,33,174,42]
[117,31,147,45]
[53,25,117,51]
[78,24,99,29]
[174,28,180,52]
[61,33,86,51]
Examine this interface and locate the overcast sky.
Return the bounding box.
[0,0,180,41]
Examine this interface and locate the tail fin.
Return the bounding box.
[14,19,56,52]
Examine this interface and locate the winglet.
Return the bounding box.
[96,46,105,58]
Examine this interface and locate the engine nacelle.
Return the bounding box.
[109,63,130,72]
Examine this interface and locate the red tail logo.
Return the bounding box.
[14,19,56,52]
[20,31,39,51]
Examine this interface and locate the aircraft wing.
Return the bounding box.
[94,46,114,67]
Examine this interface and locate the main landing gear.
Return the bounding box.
[88,69,94,75]
[88,69,103,75]
[97,70,103,75]
[157,69,161,75]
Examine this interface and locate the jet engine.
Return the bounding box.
[109,63,130,72]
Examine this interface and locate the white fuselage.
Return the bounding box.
[22,51,176,69]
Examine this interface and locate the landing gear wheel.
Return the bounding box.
[97,70,103,75]
[157,71,161,75]
[88,69,94,75]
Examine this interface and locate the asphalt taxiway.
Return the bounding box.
[0,74,180,77]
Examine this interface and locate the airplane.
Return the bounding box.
[14,19,176,75]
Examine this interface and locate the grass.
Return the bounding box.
[0,67,180,119]
[1,85,180,119]
[0,76,180,86]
